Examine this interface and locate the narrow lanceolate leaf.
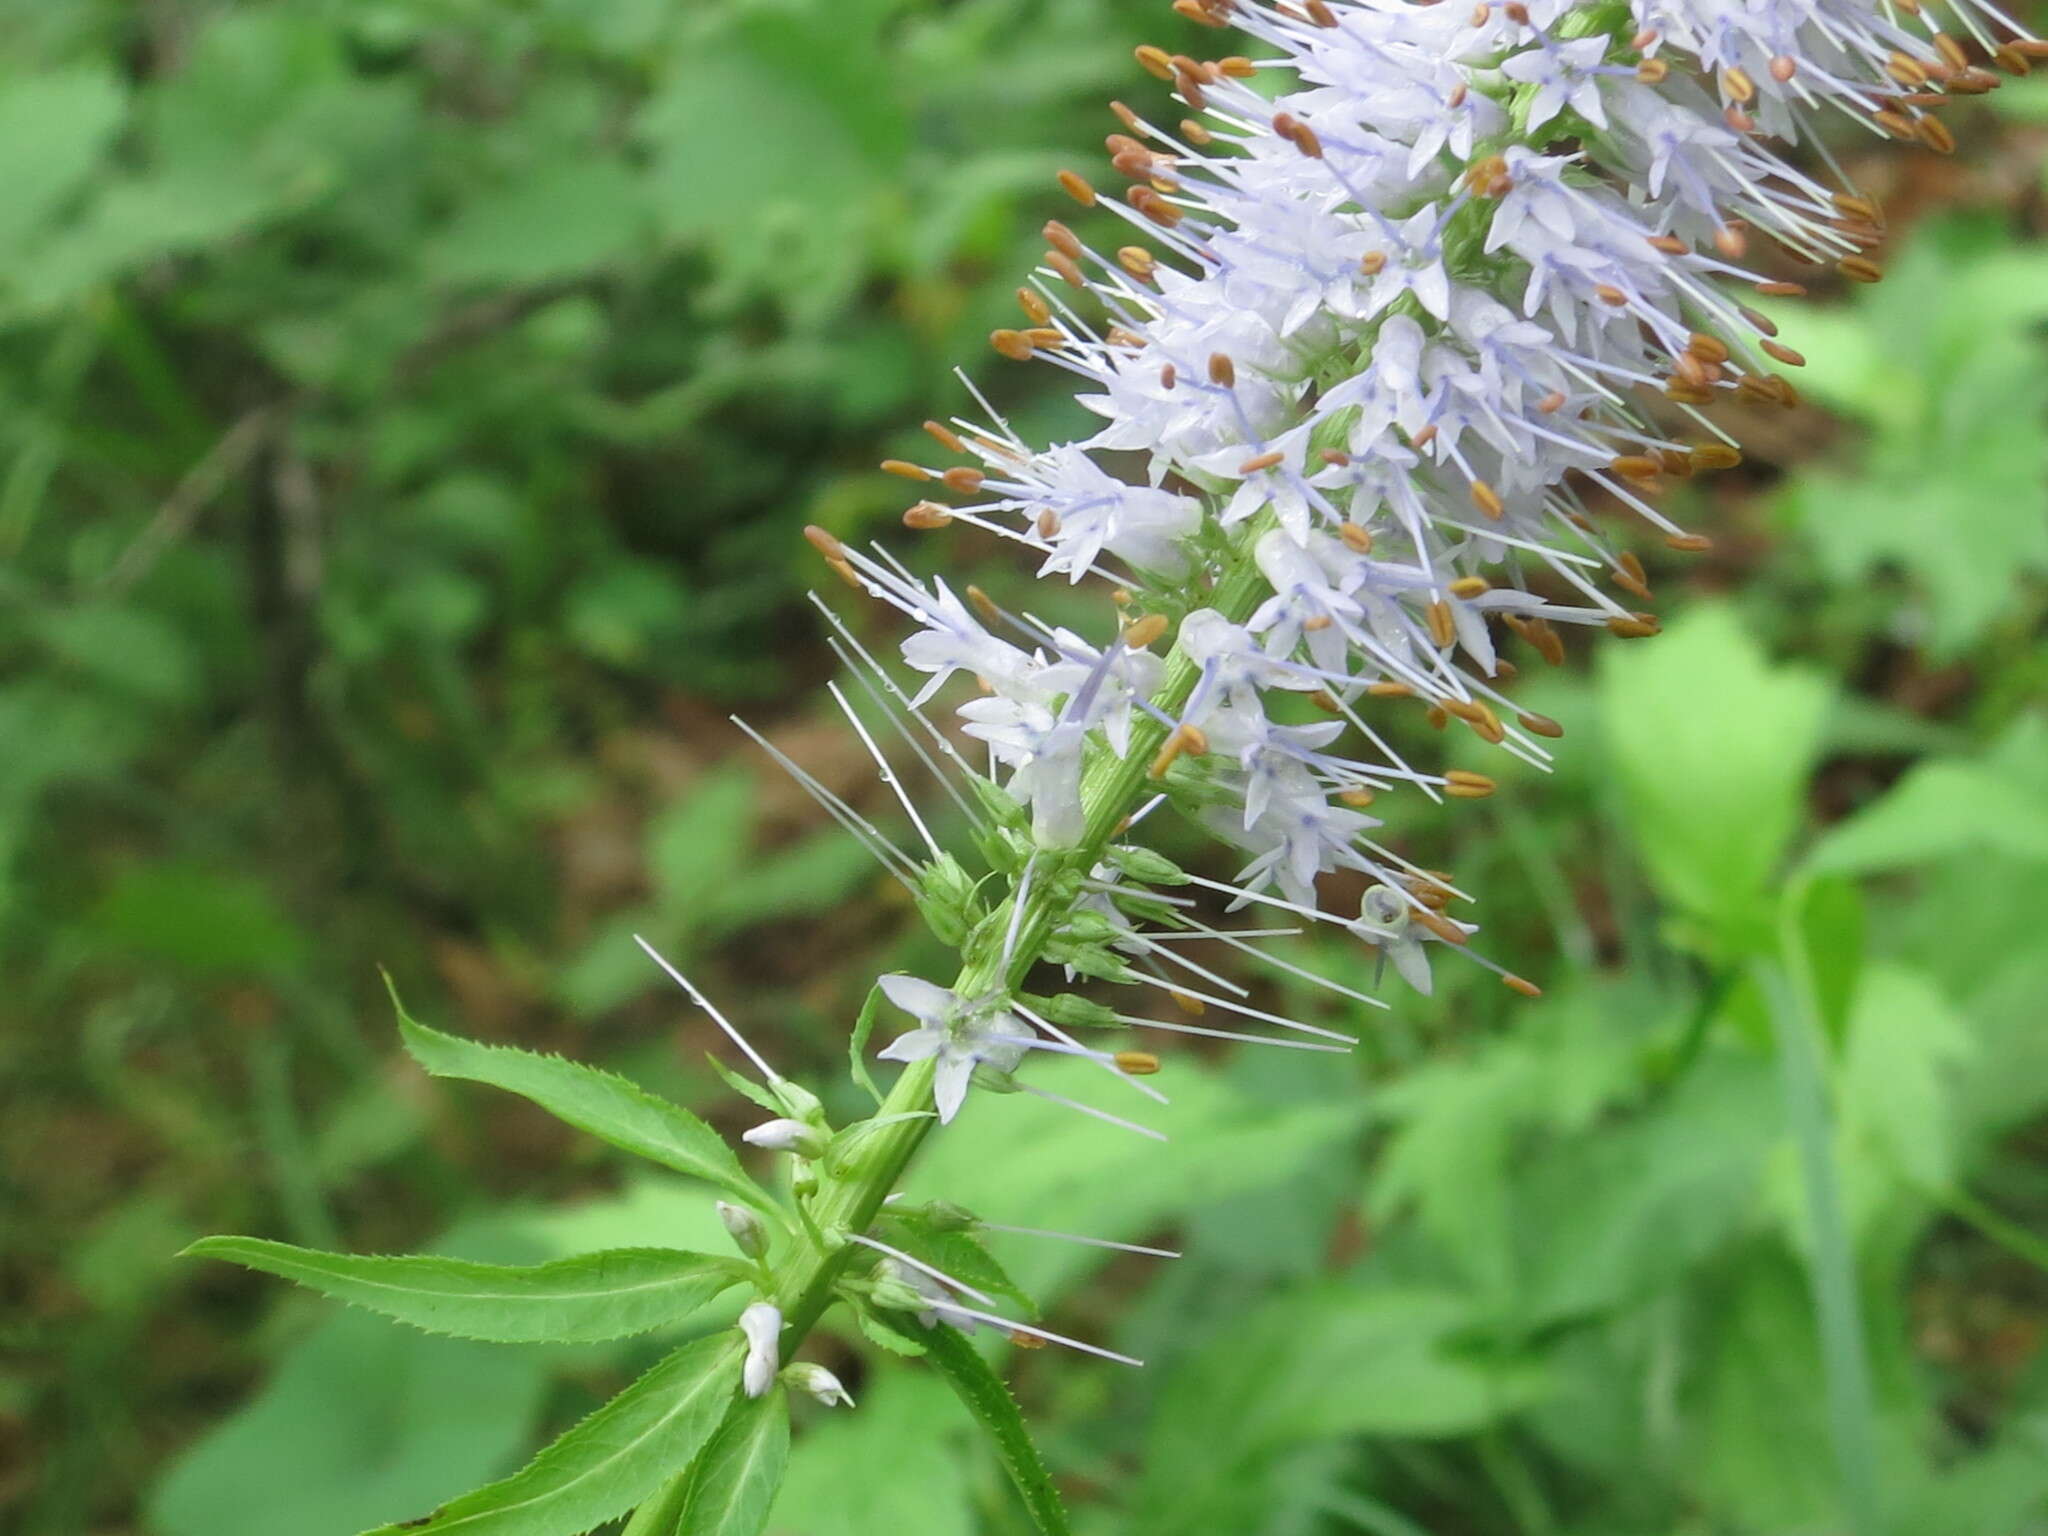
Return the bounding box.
[184,1237,748,1344]
[387,978,767,1207]
[847,983,885,1107]
[361,1334,743,1536]
[672,1387,790,1536]
[924,1325,1072,1536]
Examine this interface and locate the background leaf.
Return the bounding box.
[1599,605,1830,955]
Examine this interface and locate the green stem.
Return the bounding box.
[1764,882,1882,1536]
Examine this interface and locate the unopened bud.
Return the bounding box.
[781,1361,853,1408]
[1032,992,1122,1029]
[1104,844,1191,886]
[739,1302,783,1398]
[922,1199,979,1232]
[717,1201,768,1259]
[742,1118,827,1158]
[868,1270,929,1314]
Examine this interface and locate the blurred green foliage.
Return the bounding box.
[2,1,2046,1534]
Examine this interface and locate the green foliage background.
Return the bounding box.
[3,1,2046,1532]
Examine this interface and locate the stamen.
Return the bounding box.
[936,1299,1145,1367]
[1016,1081,1167,1141]
[849,1234,996,1305]
[632,935,780,1084]
[982,1221,1181,1258]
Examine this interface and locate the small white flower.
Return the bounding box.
[1501,35,1614,132]
[739,1301,782,1399]
[1347,884,1443,996]
[873,974,1031,1124]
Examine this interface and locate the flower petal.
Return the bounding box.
[933,1050,975,1124]
[877,1026,946,1064]
[878,973,956,1024]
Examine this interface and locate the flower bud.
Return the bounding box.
[717,1201,768,1259]
[739,1302,782,1398]
[781,1362,854,1408]
[741,1118,827,1157]
[921,1199,979,1232]
[1031,992,1121,1029]
[867,1261,930,1315]
[1059,909,1123,944]
[770,1077,824,1124]
[1104,844,1191,886]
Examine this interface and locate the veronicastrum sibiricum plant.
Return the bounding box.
[189,1,2042,1532]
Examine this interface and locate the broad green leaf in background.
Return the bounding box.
[1803,757,2048,879]
[362,1335,743,1536]
[1677,1249,1911,1530]
[670,1387,791,1536]
[1885,1419,2048,1536]
[391,984,769,1208]
[428,157,647,286]
[1131,1286,1545,1535]
[903,1058,1365,1299]
[770,1371,971,1536]
[637,6,909,315]
[1370,1040,1537,1303]
[1837,965,1973,1219]
[1774,220,2048,653]
[28,600,200,708]
[148,1309,555,1536]
[1516,1052,1779,1326]
[183,1238,747,1344]
[92,862,310,979]
[13,12,414,312]
[559,767,878,1013]
[0,64,127,259]
[1598,604,1829,955]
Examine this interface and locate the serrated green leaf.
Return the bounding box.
[184,1237,746,1344]
[848,1299,928,1357]
[1802,758,2048,879]
[387,979,767,1208]
[670,1387,790,1536]
[362,1334,743,1536]
[924,1326,1072,1536]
